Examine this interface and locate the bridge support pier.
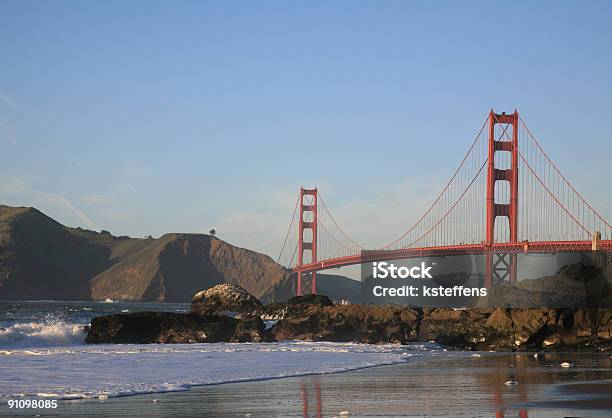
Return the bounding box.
[485,252,517,288]
[296,270,302,297]
[296,270,317,297]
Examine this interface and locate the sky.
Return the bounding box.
[1,1,611,265]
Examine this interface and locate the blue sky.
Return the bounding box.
[1,1,611,260]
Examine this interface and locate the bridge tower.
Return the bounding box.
[485,110,519,287]
[297,187,318,296]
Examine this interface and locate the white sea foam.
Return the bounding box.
[0,341,440,400]
[0,320,86,348]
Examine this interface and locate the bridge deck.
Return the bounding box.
[293,240,612,272]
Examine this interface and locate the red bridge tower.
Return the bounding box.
[485,110,519,287]
[297,187,318,295]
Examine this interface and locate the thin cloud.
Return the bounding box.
[109,161,151,194]
[0,91,24,112]
[216,210,287,256]
[81,194,114,206]
[57,196,97,230]
[0,172,98,230]
[118,161,151,179]
[0,175,29,194]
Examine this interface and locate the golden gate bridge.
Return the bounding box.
[278,110,612,296]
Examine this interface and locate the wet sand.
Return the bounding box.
[4,351,612,417]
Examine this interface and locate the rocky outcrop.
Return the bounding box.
[191,283,262,315]
[271,304,612,351]
[86,295,612,350]
[87,286,270,343]
[86,311,266,344]
[417,308,505,349]
[273,304,420,344]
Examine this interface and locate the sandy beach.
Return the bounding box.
[2,351,609,417]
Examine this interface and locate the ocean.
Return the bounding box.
[0,301,434,400]
[1,301,611,417]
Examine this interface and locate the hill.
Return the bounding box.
[89,233,289,302]
[1,204,356,302]
[0,205,149,300]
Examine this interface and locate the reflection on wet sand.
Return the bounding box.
[300,379,322,418]
[294,353,611,417]
[298,369,533,418]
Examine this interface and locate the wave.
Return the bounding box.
[0,341,442,400]
[0,318,86,348]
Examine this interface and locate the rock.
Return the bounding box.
[191,283,262,315]
[273,304,419,344]
[287,294,334,307]
[418,308,512,350]
[86,299,612,351]
[486,308,513,330]
[269,303,611,351]
[597,310,612,340]
[86,311,264,344]
[232,316,267,343]
[551,308,600,347]
[258,302,289,319]
[510,308,552,347]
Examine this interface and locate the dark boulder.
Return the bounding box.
[287,294,334,307]
[86,311,265,344]
[417,308,512,350]
[232,316,267,343]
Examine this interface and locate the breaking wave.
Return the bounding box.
[0,317,86,348]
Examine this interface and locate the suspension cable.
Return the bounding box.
[276,193,300,264]
[380,115,489,250]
